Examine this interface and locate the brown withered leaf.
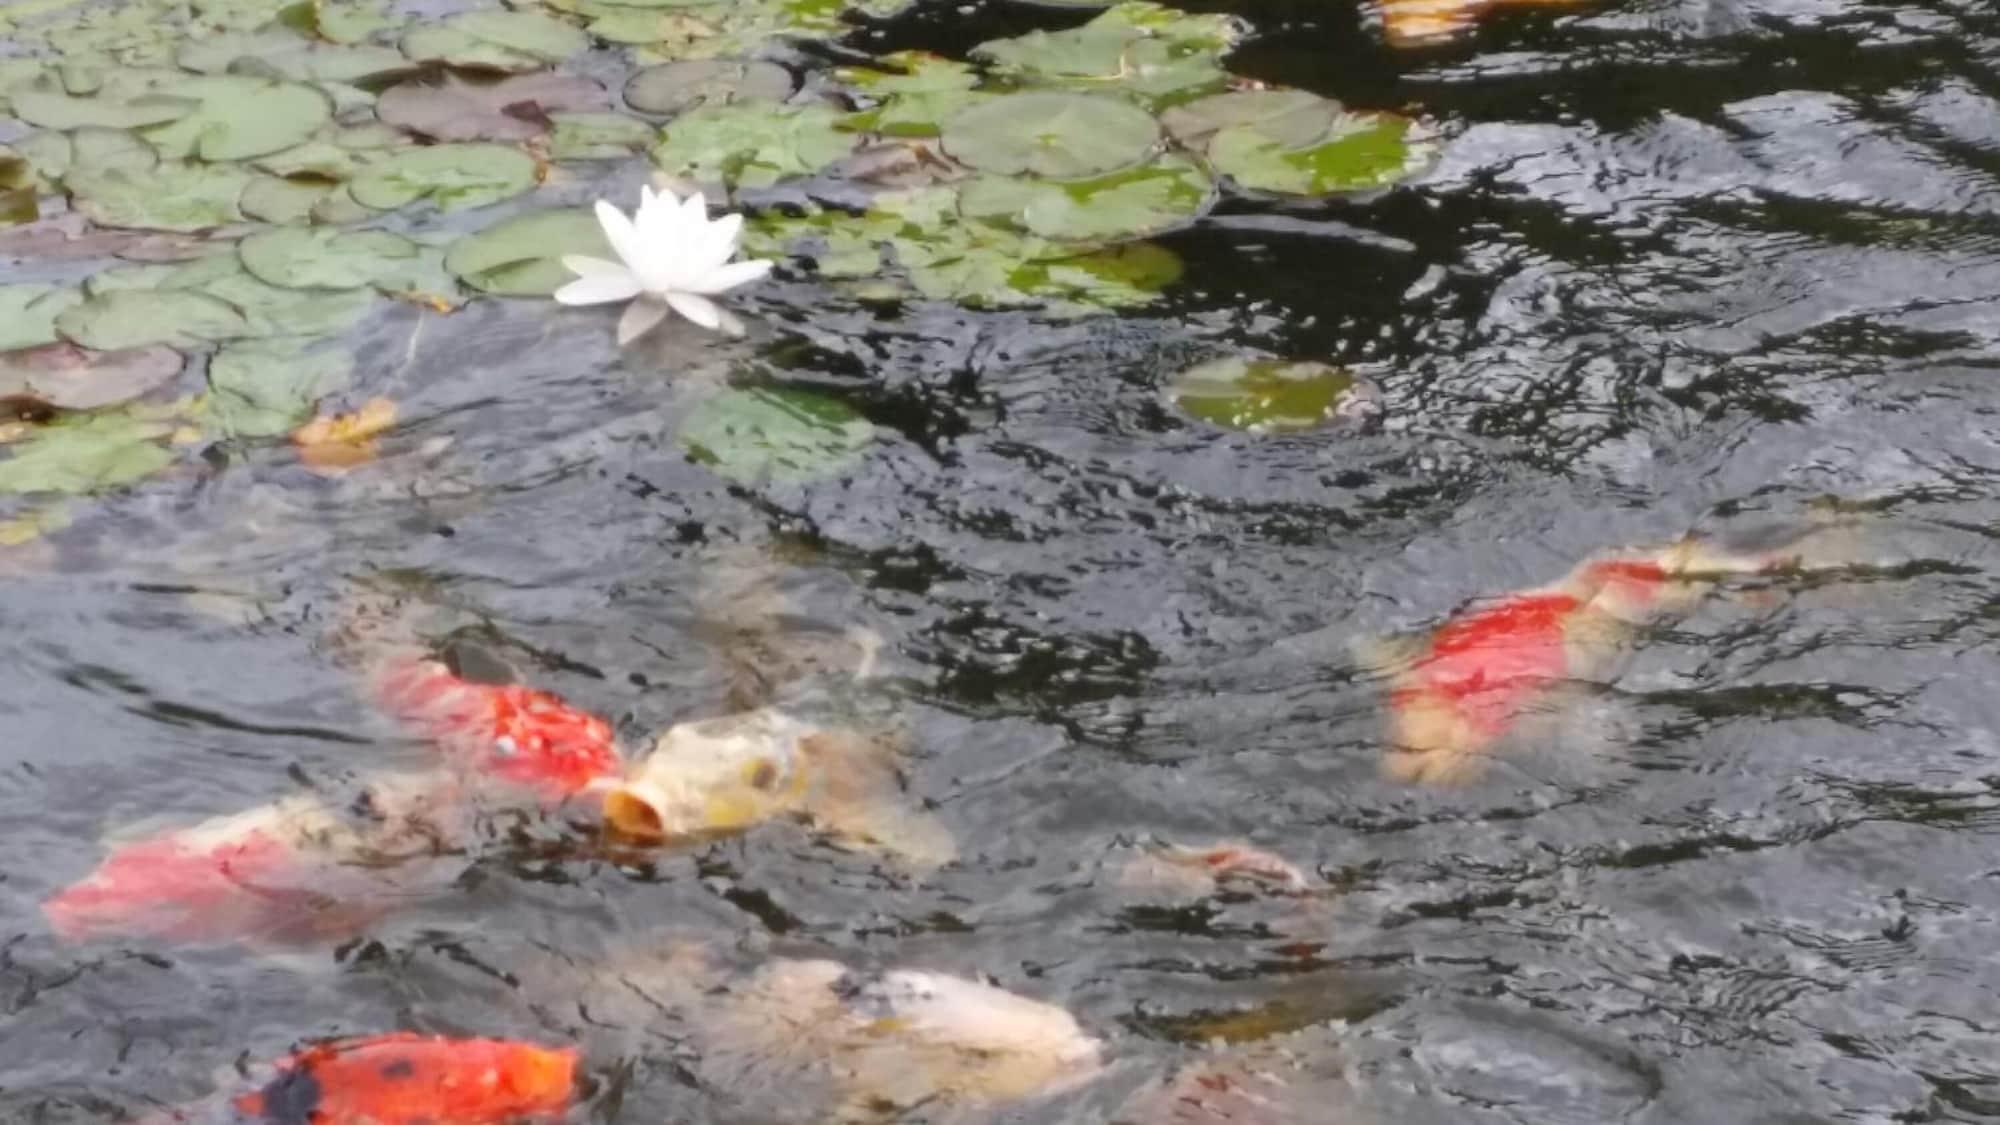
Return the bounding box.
[0,343,185,416]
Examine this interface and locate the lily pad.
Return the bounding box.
[0,342,184,413]
[8,76,196,130]
[239,175,336,223]
[0,285,83,351]
[958,153,1212,241]
[205,338,350,438]
[139,75,334,162]
[237,227,437,292]
[679,387,876,485]
[178,29,409,83]
[941,92,1158,179]
[651,102,857,190]
[400,12,588,72]
[1012,239,1183,308]
[66,162,252,231]
[0,414,177,495]
[314,0,404,44]
[443,208,611,296]
[838,53,984,138]
[1169,358,1377,431]
[56,289,251,349]
[346,143,538,211]
[547,113,656,160]
[1208,111,1433,196]
[377,72,607,143]
[623,59,794,115]
[1160,89,1337,151]
[970,2,1238,106]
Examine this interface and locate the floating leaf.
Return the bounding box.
[1169,358,1379,431]
[942,92,1159,179]
[623,59,794,116]
[1208,112,1433,196]
[240,175,335,224]
[400,12,588,72]
[651,102,856,190]
[177,28,409,83]
[315,0,404,44]
[138,75,335,161]
[56,289,250,350]
[237,227,436,292]
[377,72,607,143]
[253,139,367,180]
[347,143,538,212]
[0,286,84,351]
[1011,240,1183,308]
[970,2,1238,106]
[1160,89,1336,151]
[65,162,251,231]
[838,53,984,138]
[0,413,176,495]
[205,338,350,438]
[547,113,656,160]
[679,387,875,485]
[8,76,195,130]
[293,396,395,472]
[443,208,611,296]
[958,154,1211,241]
[0,342,184,413]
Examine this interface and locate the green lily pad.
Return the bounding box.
[941,92,1159,179]
[970,2,1238,106]
[314,0,404,44]
[205,271,377,338]
[1208,111,1433,196]
[65,162,252,231]
[8,76,195,130]
[56,289,251,350]
[400,11,588,72]
[0,285,85,351]
[376,72,607,143]
[1160,89,1336,151]
[958,153,1212,241]
[253,139,368,180]
[138,75,334,161]
[205,338,350,438]
[1169,358,1376,431]
[0,342,184,412]
[623,58,794,116]
[240,175,332,223]
[68,126,162,178]
[837,52,984,138]
[347,143,538,212]
[443,208,612,296]
[547,113,657,160]
[679,387,876,485]
[651,102,857,190]
[237,227,433,291]
[1011,239,1183,308]
[0,413,177,495]
[178,29,410,83]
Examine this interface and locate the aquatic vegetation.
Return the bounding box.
[1169,357,1383,432]
[292,395,397,472]
[678,386,877,484]
[554,186,776,341]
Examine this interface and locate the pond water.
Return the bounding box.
[5,0,2000,1121]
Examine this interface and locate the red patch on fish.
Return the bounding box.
[232,1033,578,1124]
[1389,590,1584,742]
[376,659,622,798]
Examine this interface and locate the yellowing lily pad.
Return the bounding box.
[65,162,251,231]
[957,154,1212,242]
[1207,111,1433,196]
[377,72,608,143]
[400,12,588,72]
[347,143,538,211]
[443,208,612,296]
[1169,358,1379,431]
[0,342,184,413]
[679,387,876,485]
[623,59,794,116]
[651,102,857,190]
[293,396,395,472]
[206,338,351,439]
[138,75,334,162]
[0,413,177,495]
[941,92,1159,179]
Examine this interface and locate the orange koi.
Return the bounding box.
[1375,0,1595,47]
[374,658,624,801]
[229,1033,577,1124]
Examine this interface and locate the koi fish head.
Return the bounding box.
[377,660,623,799]
[602,709,813,843]
[233,1033,577,1124]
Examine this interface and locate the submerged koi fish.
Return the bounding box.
[373,656,624,801]
[1378,526,1840,784]
[227,1033,577,1124]
[1375,0,1592,46]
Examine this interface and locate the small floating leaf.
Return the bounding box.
[239,175,335,224]
[236,227,435,291]
[0,285,83,351]
[400,11,588,72]
[55,289,250,350]
[0,342,183,413]
[1014,239,1183,308]
[958,153,1211,242]
[838,52,984,138]
[942,92,1158,179]
[1207,111,1432,196]
[347,142,538,211]
[624,58,794,116]
[0,413,176,495]
[679,387,876,485]
[970,2,1238,106]
[650,102,856,190]
[377,72,607,143]
[547,112,656,160]
[65,162,251,231]
[1169,358,1377,431]
[293,396,395,472]
[177,28,409,83]
[443,208,612,296]
[138,75,334,161]
[1160,89,1340,151]
[206,338,350,438]
[8,76,194,130]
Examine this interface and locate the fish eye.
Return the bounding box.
[493,735,519,758]
[748,759,779,790]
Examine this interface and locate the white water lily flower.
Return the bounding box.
[555,186,774,344]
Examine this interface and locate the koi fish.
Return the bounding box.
[1375,0,1593,47]
[373,657,624,801]
[1377,527,1839,784]
[228,1032,577,1124]
[1120,840,1315,894]
[43,774,462,945]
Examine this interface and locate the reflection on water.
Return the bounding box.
[8,0,2000,1120]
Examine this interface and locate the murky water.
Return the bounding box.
[8,0,2000,1121]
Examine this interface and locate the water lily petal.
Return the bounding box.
[562,254,632,280]
[665,290,722,331]
[714,306,746,338]
[554,272,643,305]
[618,298,670,345]
[689,212,744,273]
[685,257,772,295]
[636,184,678,246]
[594,199,647,273]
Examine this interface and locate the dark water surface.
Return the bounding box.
[8,0,2000,1121]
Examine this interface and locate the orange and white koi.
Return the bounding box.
[373,657,624,801]
[221,1032,577,1124]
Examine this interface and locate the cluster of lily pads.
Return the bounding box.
[0,0,1425,522]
